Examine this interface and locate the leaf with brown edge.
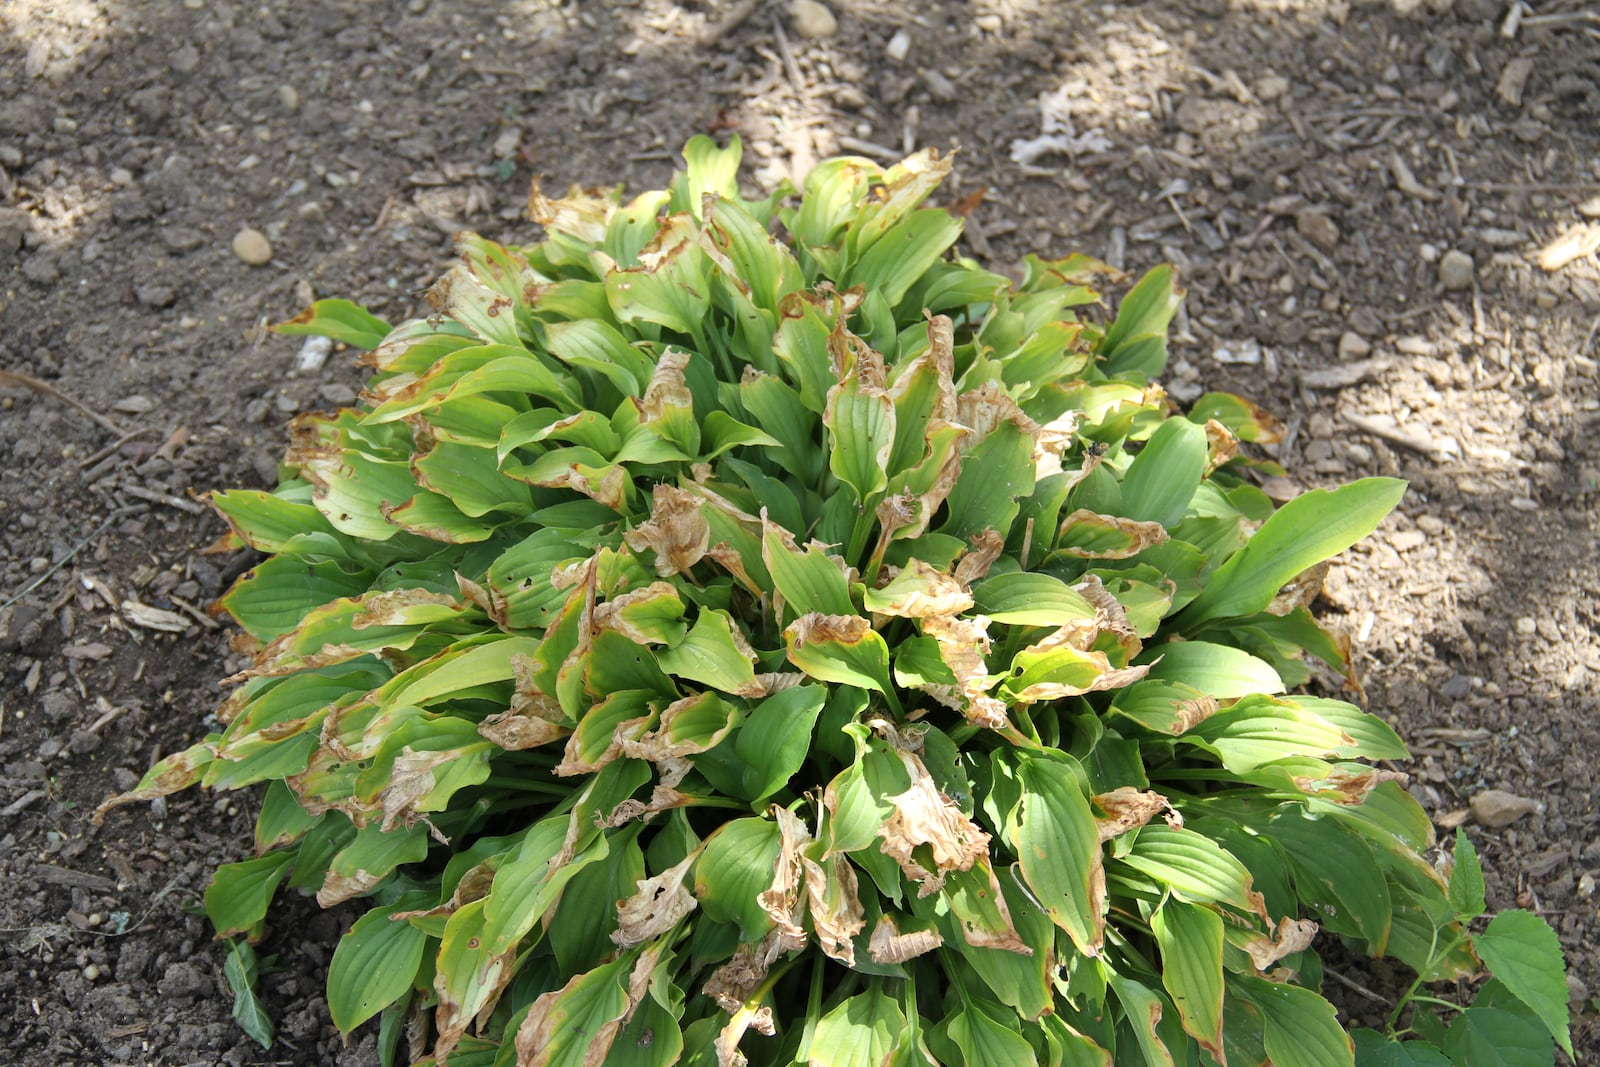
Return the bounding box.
[93,740,218,823]
[624,484,712,578]
[511,955,633,1067]
[1233,916,1320,973]
[592,581,688,646]
[863,559,973,619]
[619,690,741,762]
[944,859,1032,955]
[784,613,897,710]
[1054,509,1171,559]
[920,614,1006,729]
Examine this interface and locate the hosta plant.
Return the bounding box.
[100,138,1571,1066]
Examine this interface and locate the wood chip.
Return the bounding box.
[1388,152,1440,201]
[1300,358,1393,389]
[35,864,118,892]
[1343,411,1456,459]
[1535,223,1600,272]
[121,599,191,633]
[61,642,114,660]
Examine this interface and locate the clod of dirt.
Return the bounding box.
[231,228,273,266]
[790,0,838,39]
[1438,249,1474,290]
[1469,788,1544,828]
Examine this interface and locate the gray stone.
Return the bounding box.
[1438,248,1474,290]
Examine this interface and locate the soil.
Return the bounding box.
[1,0,1597,1063]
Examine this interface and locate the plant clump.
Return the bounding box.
[101,138,1570,1066]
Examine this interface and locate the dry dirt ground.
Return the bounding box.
[1,0,1598,1063]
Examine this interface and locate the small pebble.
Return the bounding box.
[789,0,837,38]
[83,964,101,982]
[112,395,155,414]
[974,14,1002,32]
[1337,331,1371,360]
[1296,210,1340,251]
[1534,292,1557,310]
[1418,242,1440,263]
[1515,616,1537,636]
[885,29,911,62]
[232,228,273,266]
[1438,248,1474,290]
[277,85,300,113]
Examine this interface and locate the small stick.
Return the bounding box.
[0,513,122,612]
[115,483,205,515]
[699,0,761,46]
[0,370,126,437]
[1322,967,1387,1004]
[78,427,159,470]
[770,14,807,100]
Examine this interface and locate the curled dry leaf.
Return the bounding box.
[703,930,789,1013]
[1267,561,1330,617]
[1034,410,1085,479]
[867,914,944,964]
[624,484,712,578]
[920,614,1007,728]
[378,746,459,831]
[612,851,699,947]
[878,755,992,896]
[1240,916,1320,972]
[640,348,694,421]
[604,785,695,828]
[317,866,387,908]
[786,611,871,648]
[757,806,812,949]
[952,528,1006,588]
[802,852,866,965]
[868,558,973,618]
[955,380,1040,443]
[1092,787,1177,843]
[1290,766,1405,807]
[1056,509,1170,559]
[1203,419,1239,476]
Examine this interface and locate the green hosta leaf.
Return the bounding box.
[1119,826,1264,918]
[1097,265,1182,377]
[681,134,742,218]
[848,208,964,309]
[785,614,897,710]
[1152,901,1225,1061]
[1183,695,1349,770]
[223,940,275,1049]
[1176,478,1407,629]
[773,291,839,413]
[254,780,323,853]
[702,411,781,459]
[826,371,895,504]
[549,831,646,973]
[969,572,1096,627]
[1188,392,1283,443]
[741,369,822,480]
[940,998,1037,1067]
[206,851,296,941]
[276,298,391,350]
[220,556,374,642]
[328,896,432,1032]
[941,417,1035,543]
[544,318,652,396]
[1349,1031,1452,1067]
[1298,697,1409,761]
[696,817,781,940]
[808,985,906,1067]
[1106,973,1179,1067]
[1143,640,1285,698]
[1120,417,1207,528]
[656,609,757,695]
[763,523,855,618]
[321,822,430,906]
[1448,827,1486,919]
[728,685,828,803]
[210,488,343,555]
[605,234,712,337]
[1441,1006,1553,1067]
[1474,910,1572,1057]
[1267,808,1393,950]
[1232,975,1354,1067]
[1014,757,1103,955]
[386,636,541,708]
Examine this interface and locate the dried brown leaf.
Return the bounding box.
[802,852,865,965]
[1240,916,1319,972]
[867,914,944,964]
[757,806,812,949]
[1092,787,1176,843]
[612,852,699,948]
[879,756,991,896]
[624,484,711,578]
